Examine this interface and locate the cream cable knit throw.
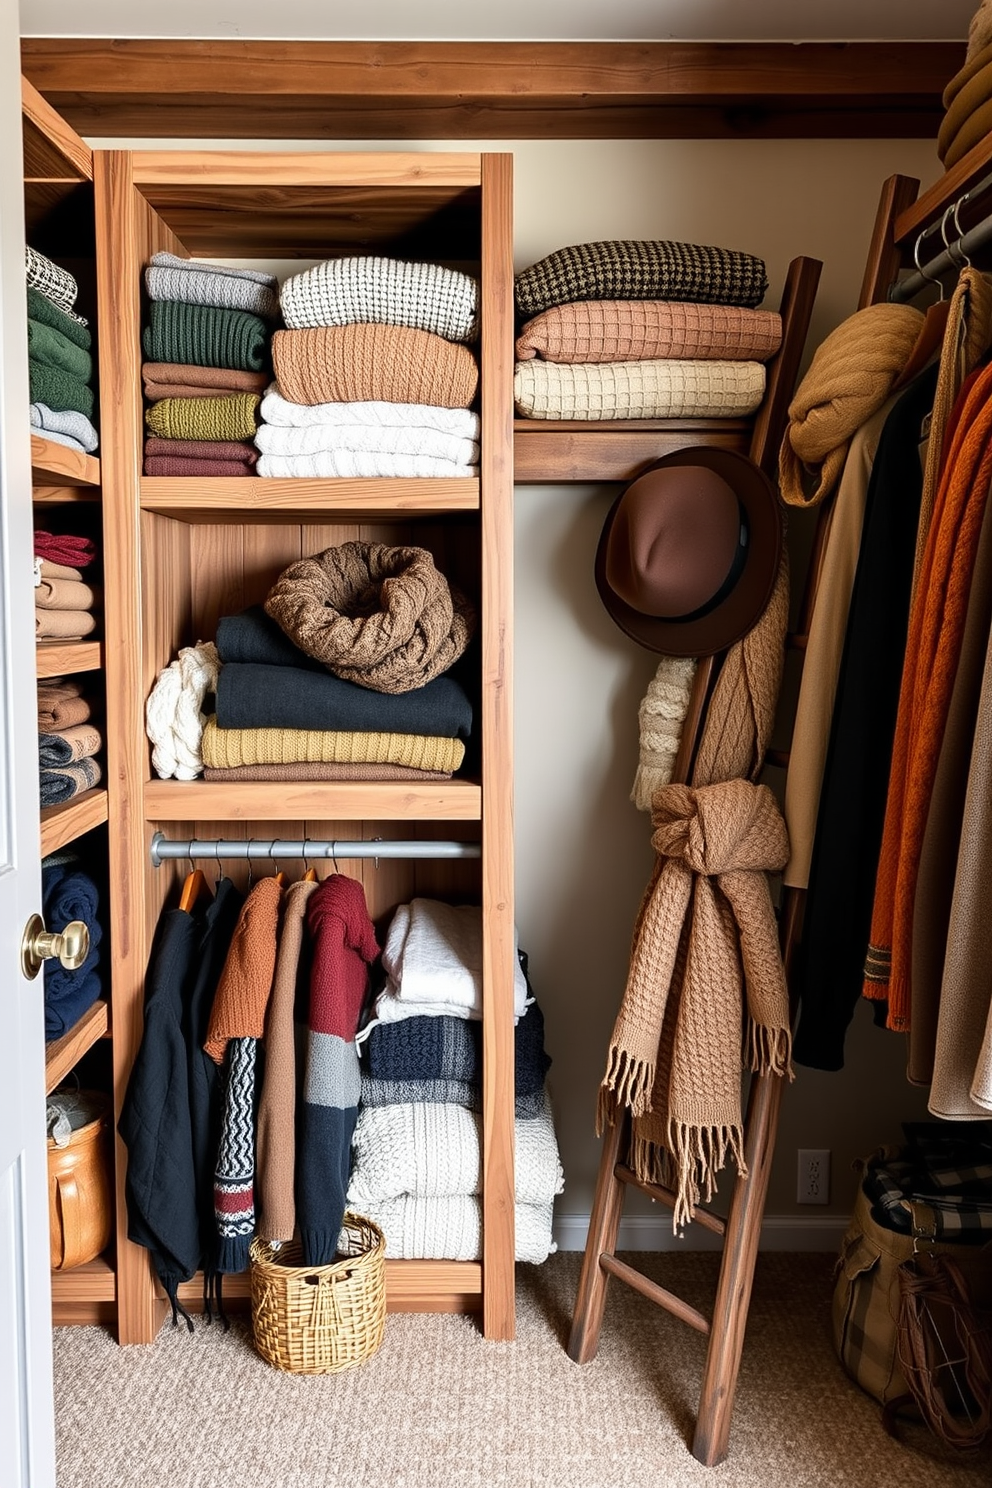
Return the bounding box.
[145,641,220,781]
[778,302,924,507]
[599,559,793,1229]
[513,358,765,421]
[254,418,479,466]
[260,385,481,439]
[257,451,476,479]
[279,256,479,343]
[355,1195,556,1264]
[631,656,697,812]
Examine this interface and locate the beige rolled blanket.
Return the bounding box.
[271,324,479,409]
[516,300,782,364]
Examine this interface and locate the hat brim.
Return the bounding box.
[594,446,783,658]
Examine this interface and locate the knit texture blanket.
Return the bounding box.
[355,1195,556,1264]
[347,1095,564,1205]
[359,1077,545,1118]
[261,386,480,435]
[216,604,322,668]
[35,574,98,611]
[34,531,97,567]
[280,255,479,343]
[203,761,450,783]
[35,608,97,641]
[257,450,474,478]
[145,392,260,443]
[26,286,90,352]
[27,318,92,384]
[38,723,101,767]
[264,541,476,693]
[143,457,255,478]
[25,249,85,325]
[631,656,698,812]
[29,362,93,418]
[366,897,531,1030]
[142,361,269,400]
[514,240,769,319]
[143,301,270,373]
[516,300,783,364]
[37,679,91,731]
[144,436,258,464]
[145,641,220,780]
[271,324,479,409]
[216,660,473,738]
[146,252,279,320]
[938,40,992,169]
[255,417,479,467]
[513,358,765,421]
[41,859,102,1039]
[298,875,380,1265]
[778,302,925,507]
[598,558,793,1228]
[30,403,98,451]
[200,718,465,774]
[39,755,102,807]
[363,998,551,1096]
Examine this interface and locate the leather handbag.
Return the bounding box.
[48,1090,113,1271]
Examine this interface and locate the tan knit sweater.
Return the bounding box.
[271,324,479,409]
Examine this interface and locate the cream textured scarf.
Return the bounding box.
[599,559,793,1227]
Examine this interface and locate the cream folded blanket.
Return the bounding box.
[516,299,783,364]
[260,386,480,436]
[514,358,765,421]
[255,416,479,466]
[279,255,479,343]
[352,1195,556,1264]
[257,450,475,478]
[200,718,464,773]
[272,324,479,409]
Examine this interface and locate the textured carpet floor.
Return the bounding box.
[53,1251,991,1488]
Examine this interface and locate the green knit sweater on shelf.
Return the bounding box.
[142,300,270,372]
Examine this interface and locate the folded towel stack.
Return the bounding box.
[41,853,103,1040]
[260,255,481,478]
[513,239,778,422]
[34,531,101,646]
[349,901,563,1263]
[141,253,277,476]
[38,676,103,807]
[25,249,99,447]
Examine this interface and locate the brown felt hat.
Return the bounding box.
[595,447,783,657]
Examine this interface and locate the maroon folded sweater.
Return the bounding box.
[144,436,259,463]
[144,457,258,477]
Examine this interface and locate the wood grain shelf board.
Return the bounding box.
[49,1254,115,1304]
[140,476,479,520]
[513,420,751,483]
[174,1260,481,1311]
[33,483,100,505]
[45,999,109,1095]
[22,74,92,180]
[40,787,108,856]
[36,639,103,678]
[31,435,100,487]
[21,40,963,141]
[144,778,482,822]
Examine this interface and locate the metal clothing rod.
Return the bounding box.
[890,197,992,303]
[149,830,480,867]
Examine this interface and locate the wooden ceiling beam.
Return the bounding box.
[20,38,963,140]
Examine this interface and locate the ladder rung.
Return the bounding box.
[615,1164,727,1237]
[598,1252,711,1335]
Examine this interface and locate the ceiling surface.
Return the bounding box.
[16,0,980,42]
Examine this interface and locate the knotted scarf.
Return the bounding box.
[598,558,793,1227]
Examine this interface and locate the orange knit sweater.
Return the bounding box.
[203,875,283,1063]
[864,360,992,1029]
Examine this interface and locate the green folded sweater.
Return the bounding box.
[27,319,92,384]
[145,392,260,442]
[29,360,94,419]
[26,286,92,352]
[142,300,270,372]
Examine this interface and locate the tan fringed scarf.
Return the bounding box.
[598,558,793,1228]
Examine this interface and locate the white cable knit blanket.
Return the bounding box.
[347,1096,564,1206]
[145,641,220,780]
[257,450,475,478]
[260,386,481,438]
[513,357,766,421]
[350,1195,557,1263]
[363,898,531,1031]
[279,255,479,343]
[255,416,479,466]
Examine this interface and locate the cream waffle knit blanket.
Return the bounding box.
[514,358,765,421]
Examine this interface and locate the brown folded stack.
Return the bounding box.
[142,363,265,476]
[37,677,103,806]
[34,545,100,642]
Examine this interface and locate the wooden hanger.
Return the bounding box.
[891,296,952,392]
[179,867,209,914]
[304,867,318,882]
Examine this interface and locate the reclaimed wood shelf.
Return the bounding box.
[36,639,102,678]
[513,418,752,483]
[143,778,482,823]
[31,435,99,488]
[140,476,479,520]
[45,999,108,1096]
[174,1259,482,1313]
[40,787,108,857]
[50,1254,116,1308]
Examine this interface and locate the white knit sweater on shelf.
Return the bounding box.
[254,418,479,466]
[279,255,480,343]
[144,641,220,781]
[352,1195,557,1264]
[259,386,481,438]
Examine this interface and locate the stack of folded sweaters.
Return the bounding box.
[349,898,564,1263]
[34,530,100,645]
[513,239,781,422]
[26,247,99,453]
[141,253,277,476]
[258,255,481,478]
[38,675,103,807]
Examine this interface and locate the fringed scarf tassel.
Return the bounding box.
[597,1046,656,1135]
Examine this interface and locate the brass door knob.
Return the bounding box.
[21,913,90,980]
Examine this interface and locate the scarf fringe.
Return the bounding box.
[598,1046,655,1130]
[628,1122,747,1231]
[746,1020,794,1080]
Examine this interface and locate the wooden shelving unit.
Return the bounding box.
[139,476,479,519]
[144,779,483,822]
[30,435,99,487]
[44,999,109,1096]
[36,639,102,679]
[513,418,751,483]
[39,788,108,858]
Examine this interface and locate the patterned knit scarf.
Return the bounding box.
[598,558,793,1227]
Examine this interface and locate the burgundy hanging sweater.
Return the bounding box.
[298,875,380,1265]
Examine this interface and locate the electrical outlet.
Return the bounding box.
[797,1148,830,1205]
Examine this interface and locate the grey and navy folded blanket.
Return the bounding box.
[514,239,769,319]
[41,856,103,1040]
[39,755,102,807]
[362,992,551,1098]
[216,661,473,738]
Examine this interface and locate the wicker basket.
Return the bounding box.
[249,1213,387,1374]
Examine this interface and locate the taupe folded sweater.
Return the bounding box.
[272,324,479,409]
[515,300,783,364]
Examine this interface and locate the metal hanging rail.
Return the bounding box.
[149,831,481,866]
[890,170,992,303]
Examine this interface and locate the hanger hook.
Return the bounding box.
[913,227,945,301]
[246,842,254,889]
[215,838,226,884]
[950,194,972,269]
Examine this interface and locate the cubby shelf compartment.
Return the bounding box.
[143,778,482,823]
[45,999,109,1096]
[36,640,103,679]
[512,418,751,483]
[139,476,479,521]
[40,787,108,857]
[49,1255,116,1315]
[31,435,100,488]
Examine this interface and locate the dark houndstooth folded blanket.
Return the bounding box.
[514,239,769,319]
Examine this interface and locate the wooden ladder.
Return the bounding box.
[566,252,821,1468]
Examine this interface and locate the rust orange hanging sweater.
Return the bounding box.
[864,360,992,1028]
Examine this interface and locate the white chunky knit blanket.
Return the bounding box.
[260,385,481,437]
[351,1196,557,1263]
[631,655,698,812]
[145,641,220,780]
[256,450,475,478]
[255,421,479,465]
[280,255,479,342]
[346,1095,564,1206]
[513,357,766,421]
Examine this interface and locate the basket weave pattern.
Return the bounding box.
[249,1212,386,1374]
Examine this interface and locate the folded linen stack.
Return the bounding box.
[26,248,99,449]
[513,239,779,422]
[34,530,100,644]
[259,255,481,477]
[37,677,103,806]
[142,253,276,476]
[41,853,103,1041]
[348,899,564,1264]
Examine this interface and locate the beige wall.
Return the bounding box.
[96,130,944,1237]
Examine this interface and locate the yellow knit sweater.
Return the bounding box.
[201,718,464,773]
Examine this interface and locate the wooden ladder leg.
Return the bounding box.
[690,1069,785,1466]
[567,1106,629,1364]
